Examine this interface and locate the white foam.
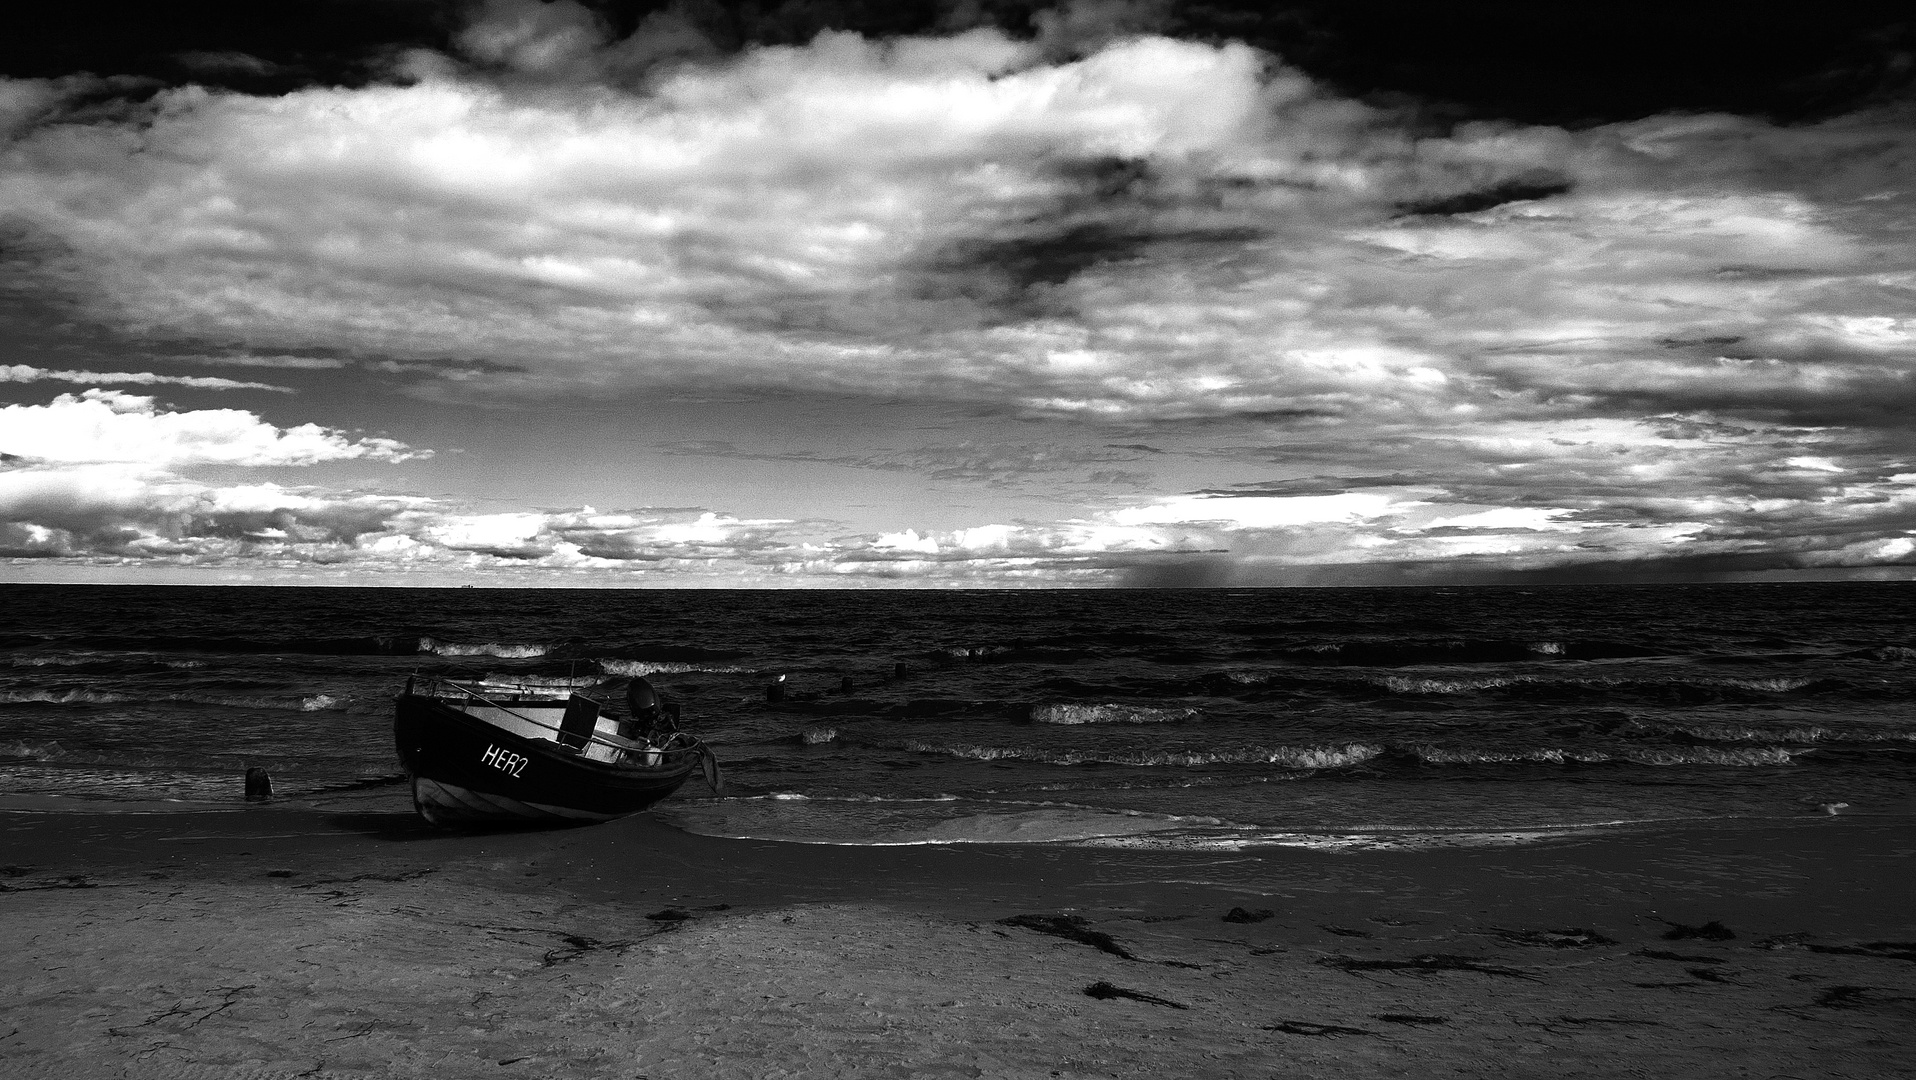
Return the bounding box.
[419,637,549,658]
[1031,703,1199,725]
[597,659,753,676]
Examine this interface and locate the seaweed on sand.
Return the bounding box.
[999,914,1137,960]
[1492,927,1616,949]
[1266,1021,1374,1036]
[1317,953,1539,980]
[1082,982,1186,1009]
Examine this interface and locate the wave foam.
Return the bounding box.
[1622,747,1806,766]
[7,655,205,670]
[0,688,132,704]
[1408,745,1613,765]
[1716,676,1817,692]
[0,687,346,712]
[891,739,1382,770]
[1379,675,1515,694]
[597,659,753,676]
[1081,827,1616,852]
[1030,703,1199,725]
[478,674,600,690]
[419,637,548,659]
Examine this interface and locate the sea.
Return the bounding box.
[3,583,1914,852]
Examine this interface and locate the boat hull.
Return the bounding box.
[394,694,697,828]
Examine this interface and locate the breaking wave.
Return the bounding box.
[1378,675,1516,694]
[1621,747,1808,766]
[1080,825,1633,853]
[419,637,549,659]
[477,674,600,690]
[1030,703,1199,725]
[1405,744,1809,767]
[0,688,133,705]
[7,654,205,670]
[597,659,754,677]
[1715,676,1818,692]
[1622,719,1916,745]
[890,739,1385,770]
[0,687,344,711]
[1408,745,1613,765]
[880,738,1814,771]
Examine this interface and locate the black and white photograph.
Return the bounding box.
[3,1,1914,1075]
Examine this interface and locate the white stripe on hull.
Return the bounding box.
[412,776,621,827]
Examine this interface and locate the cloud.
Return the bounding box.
[0,466,428,561]
[0,364,292,392]
[0,16,1912,585]
[6,437,1913,584]
[0,390,418,466]
[1111,490,1414,528]
[0,29,1905,432]
[656,437,1159,487]
[0,464,845,580]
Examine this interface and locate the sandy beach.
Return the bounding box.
[3,799,1912,1079]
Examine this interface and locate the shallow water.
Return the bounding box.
[3,582,1914,849]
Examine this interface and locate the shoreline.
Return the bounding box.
[3,799,1912,1077]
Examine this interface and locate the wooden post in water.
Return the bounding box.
[244,767,272,801]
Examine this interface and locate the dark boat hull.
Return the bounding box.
[394,694,697,828]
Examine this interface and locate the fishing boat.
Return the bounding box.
[394,673,723,828]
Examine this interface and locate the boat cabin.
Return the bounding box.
[413,677,664,765]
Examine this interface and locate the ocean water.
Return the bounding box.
[3,583,1914,852]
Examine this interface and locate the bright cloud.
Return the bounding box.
[1113,492,1413,528]
[0,364,291,392]
[0,18,1901,428]
[1,5,1913,586]
[0,391,418,467]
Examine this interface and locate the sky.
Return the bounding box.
[2,0,1914,588]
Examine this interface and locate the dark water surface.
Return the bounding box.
[3,583,1913,851]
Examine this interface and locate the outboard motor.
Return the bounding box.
[626,676,681,738]
[626,677,661,727]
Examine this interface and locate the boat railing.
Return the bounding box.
[407,673,708,761]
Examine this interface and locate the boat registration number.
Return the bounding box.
[480,743,528,778]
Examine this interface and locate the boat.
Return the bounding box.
[394,673,723,828]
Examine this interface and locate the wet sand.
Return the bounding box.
[3,798,1912,1079]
